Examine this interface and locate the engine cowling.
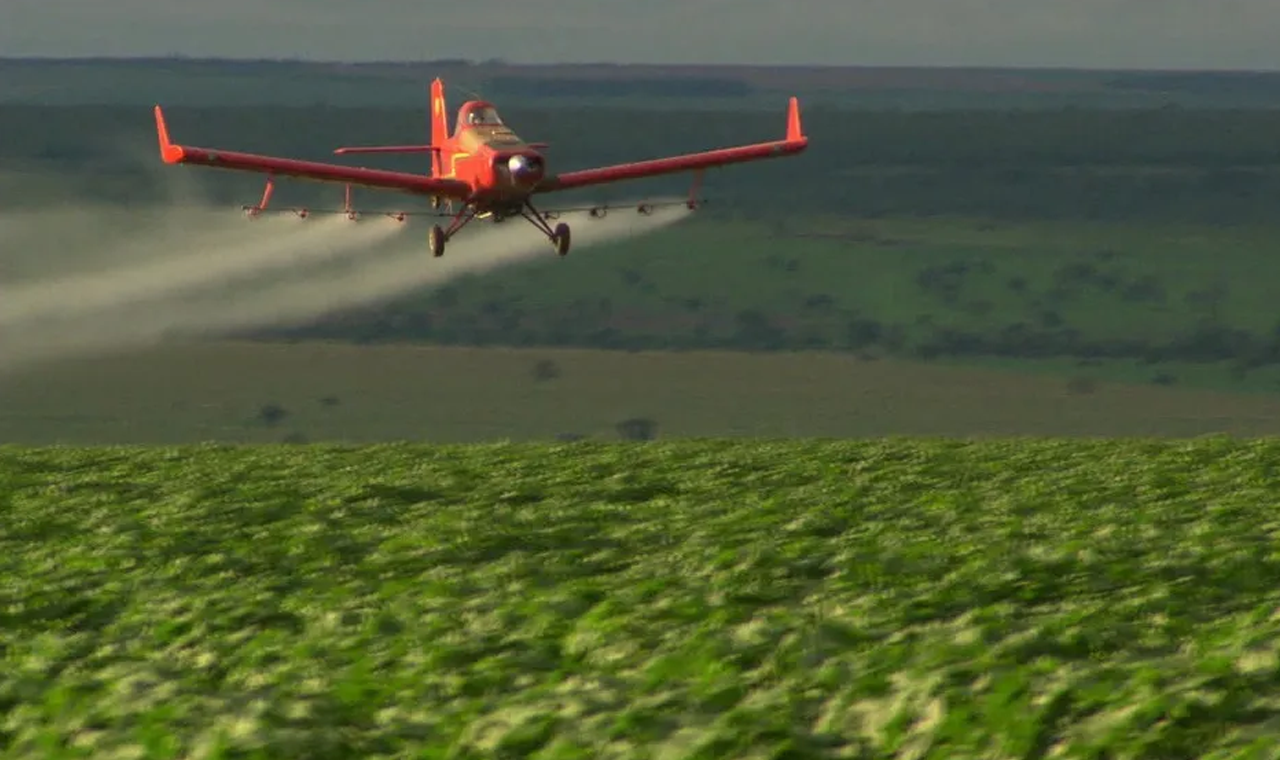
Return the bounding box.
[502,153,545,185]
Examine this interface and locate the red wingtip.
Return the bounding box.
[153,105,184,164]
[786,97,803,142]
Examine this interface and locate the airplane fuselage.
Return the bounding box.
[441,105,547,213]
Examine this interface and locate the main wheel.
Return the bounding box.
[428,225,446,258]
[552,222,571,257]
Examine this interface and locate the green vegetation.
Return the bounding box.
[4,438,1280,757]
[5,63,1280,755]
[9,94,1280,385]
[253,216,1280,391]
[8,59,1280,417]
[8,342,1280,445]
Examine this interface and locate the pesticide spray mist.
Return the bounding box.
[0,200,692,372]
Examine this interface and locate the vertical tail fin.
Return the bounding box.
[430,78,449,177]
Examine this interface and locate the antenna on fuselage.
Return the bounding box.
[448,80,488,105]
[458,85,486,102]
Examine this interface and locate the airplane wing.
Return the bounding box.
[533,97,807,194]
[153,106,472,200]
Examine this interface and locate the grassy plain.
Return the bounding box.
[9,202,1280,396]
[5,439,1280,757]
[418,214,1280,342]
[7,342,1280,445]
[282,214,1280,394]
[7,58,1280,424]
[11,94,1278,380]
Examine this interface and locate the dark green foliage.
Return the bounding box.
[615,417,658,441]
[256,403,289,427]
[531,359,561,382]
[485,76,754,99]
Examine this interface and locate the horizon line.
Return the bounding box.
[2,55,1279,76]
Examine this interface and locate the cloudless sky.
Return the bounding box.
[2,0,1279,70]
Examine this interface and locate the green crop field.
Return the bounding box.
[4,439,1280,757]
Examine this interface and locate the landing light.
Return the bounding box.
[506,154,544,181]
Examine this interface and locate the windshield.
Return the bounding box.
[465,106,504,126]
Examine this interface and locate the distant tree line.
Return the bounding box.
[251,309,1280,374]
[484,76,753,99]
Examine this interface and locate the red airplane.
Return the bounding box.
[152,78,808,258]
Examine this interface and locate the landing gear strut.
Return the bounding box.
[552,222,570,256]
[520,200,571,257]
[428,199,571,258]
[428,203,478,258]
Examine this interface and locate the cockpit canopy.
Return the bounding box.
[458,102,504,129]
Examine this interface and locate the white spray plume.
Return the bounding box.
[0,198,692,371]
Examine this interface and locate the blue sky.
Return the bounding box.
[2,0,1279,70]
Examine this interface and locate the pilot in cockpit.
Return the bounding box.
[466,106,503,126]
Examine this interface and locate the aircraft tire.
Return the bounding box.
[553,223,571,257]
[429,225,446,258]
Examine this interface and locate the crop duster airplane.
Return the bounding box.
[152,78,808,258]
